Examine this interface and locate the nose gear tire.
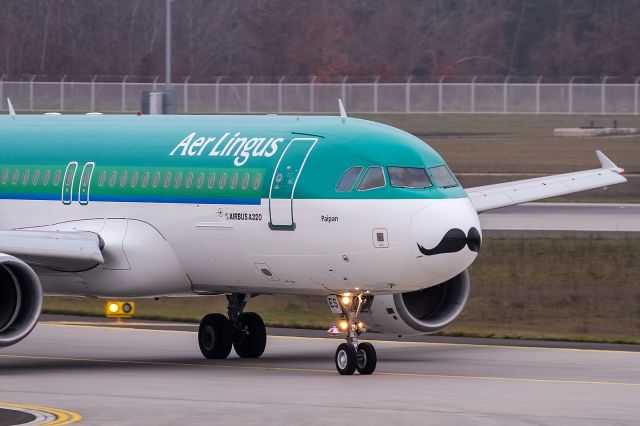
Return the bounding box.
[198,313,233,359]
[233,312,267,358]
[335,343,357,375]
[356,342,377,375]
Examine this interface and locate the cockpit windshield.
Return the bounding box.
[428,165,459,188]
[387,167,432,189]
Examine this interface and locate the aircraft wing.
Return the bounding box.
[0,230,104,271]
[465,151,627,213]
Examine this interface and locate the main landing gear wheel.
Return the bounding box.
[356,342,377,375]
[335,343,357,375]
[233,312,267,358]
[198,313,233,359]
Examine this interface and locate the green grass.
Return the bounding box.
[44,238,640,344]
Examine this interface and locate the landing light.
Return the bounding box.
[341,296,351,305]
[105,301,135,319]
[338,320,349,331]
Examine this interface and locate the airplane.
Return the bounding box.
[0,99,627,375]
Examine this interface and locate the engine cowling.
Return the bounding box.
[363,270,470,336]
[0,254,42,348]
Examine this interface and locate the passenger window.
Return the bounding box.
[53,170,61,186]
[208,173,216,189]
[32,170,40,186]
[336,167,363,192]
[131,172,139,188]
[64,169,74,185]
[185,172,193,189]
[241,173,249,190]
[219,173,227,189]
[153,172,161,188]
[253,173,262,190]
[163,172,172,188]
[98,171,106,187]
[428,165,459,188]
[174,171,182,188]
[42,170,51,186]
[12,169,19,185]
[119,171,128,188]
[230,173,238,190]
[109,171,117,187]
[358,167,385,190]
[142,172,150,188]
[1,169,8,185]
[196,173,204,189]
[388,167,432,189]
[81,167,92,186]
[22,170,29,186]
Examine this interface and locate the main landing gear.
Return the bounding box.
[332,294,377,375]
[198,293,266,360]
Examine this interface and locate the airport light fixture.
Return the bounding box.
[105,301,136,319]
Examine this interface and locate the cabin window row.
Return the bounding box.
[96,170,262,192]
[0,168,63,187]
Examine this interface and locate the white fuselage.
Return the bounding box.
[1,196,481,298]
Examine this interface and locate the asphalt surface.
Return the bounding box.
[1,316,639,425]
[480,202,640,234]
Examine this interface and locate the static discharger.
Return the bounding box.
[105,301,135,319]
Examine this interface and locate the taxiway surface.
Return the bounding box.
[0,317,638,425]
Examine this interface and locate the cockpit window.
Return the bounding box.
[428,165,459,188]
[336,166,363,192]
[388,167,432,188]
[358,167,386,190]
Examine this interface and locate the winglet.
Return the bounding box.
[338,98,347,123]
[596,150,624,174]
[7,98,15,119]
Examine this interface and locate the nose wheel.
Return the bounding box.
[334,341,377,375]
[330,293,377,375]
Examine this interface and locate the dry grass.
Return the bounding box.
[44,238,640,344]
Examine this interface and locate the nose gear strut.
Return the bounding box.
[331,293,377,375]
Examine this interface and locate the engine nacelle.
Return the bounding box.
[0,254,42,348]
[363,270,470,336]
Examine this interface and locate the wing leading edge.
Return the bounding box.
[465,151,627,213]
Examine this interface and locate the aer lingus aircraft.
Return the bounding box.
[0,100,627,375]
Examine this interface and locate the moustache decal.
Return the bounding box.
[417,227,481,256]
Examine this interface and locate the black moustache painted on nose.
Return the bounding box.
[417,227,481,256]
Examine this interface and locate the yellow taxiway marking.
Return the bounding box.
[1,353,639,388]
[0,402,81,425]
[41,322,640,355]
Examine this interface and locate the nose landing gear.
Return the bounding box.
[330,294,377,375]
[198,293,267,360]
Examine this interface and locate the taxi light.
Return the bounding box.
[341,296,351,305]
[338,320,349,331]
[105,301,135,319]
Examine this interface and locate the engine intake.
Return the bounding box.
[0,254,42,348]
[364,270,470,335]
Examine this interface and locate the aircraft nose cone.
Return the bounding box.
[411,200,481,251]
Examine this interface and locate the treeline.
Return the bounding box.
[0,0,639,80]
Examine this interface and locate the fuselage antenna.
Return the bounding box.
[7,98,16,119]
[338,98,347,123]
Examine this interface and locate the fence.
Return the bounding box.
[1,76,639,115]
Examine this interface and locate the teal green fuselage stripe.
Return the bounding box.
[0,115,467,202]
